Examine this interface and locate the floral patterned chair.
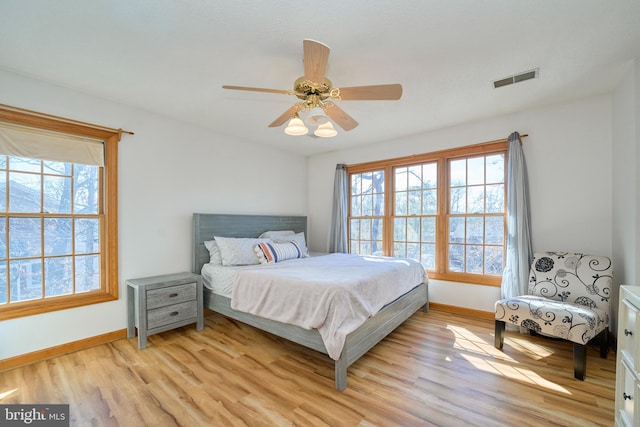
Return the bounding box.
[494,252,612,380]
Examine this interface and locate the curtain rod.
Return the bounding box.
[0,103,134,135]
[485,133,528,145]
[463,133,528,147]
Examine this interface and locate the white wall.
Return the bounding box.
[611,60,640,334]
[308,95,613,313]
[612,61,637,315]
[0,70,308,359]
[636,63,640,278]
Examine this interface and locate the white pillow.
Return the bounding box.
[259,230,296,239]
[204,240,223,265]
[214,236,271,266]
[255,241,303,264]
[272,232,309,257]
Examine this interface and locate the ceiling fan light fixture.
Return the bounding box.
[302,107,330,126]
[284,115,308,135]
[314,121,337,138]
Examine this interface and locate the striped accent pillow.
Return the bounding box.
[255,241,303,264]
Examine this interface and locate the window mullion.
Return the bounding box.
[40,162,46,299]
[381,166,387,256]
[71,164,76,294]
[437,158,447,275]
[384,165,396,256]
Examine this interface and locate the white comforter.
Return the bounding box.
[230,253,427,360]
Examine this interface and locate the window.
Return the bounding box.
[447,154,505,278]
[347,140,507,286]
[393,162,438,270]
[0,107,121,320]
[349,170,385,256]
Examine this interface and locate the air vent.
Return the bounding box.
[493,68,539,89]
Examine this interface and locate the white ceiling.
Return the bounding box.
[1,1,639,156]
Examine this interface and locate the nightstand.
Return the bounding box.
[127,272,204,349]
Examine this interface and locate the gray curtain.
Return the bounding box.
[501,132,533,299]
[329,164,348,253]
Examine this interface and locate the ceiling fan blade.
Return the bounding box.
[324,103,359,131]
[222,85,290,95]
[303,39,330,84]
[268,105,302,128]
[336,84,403,100]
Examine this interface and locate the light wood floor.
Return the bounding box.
[1,310,616,426]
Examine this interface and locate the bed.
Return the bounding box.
[192,213,429,390]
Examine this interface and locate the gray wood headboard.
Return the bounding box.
[192,213,308,274]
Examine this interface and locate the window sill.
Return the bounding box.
[427,271,501,287]
[0,290,118,321]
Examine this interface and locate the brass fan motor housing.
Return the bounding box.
[293,76,334,101]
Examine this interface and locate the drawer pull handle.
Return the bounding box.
[170,311,179,316]
[625,329,633,336]
[624,392,633,400]
[169,293,179,298]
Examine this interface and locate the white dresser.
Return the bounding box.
[616,285,640,426]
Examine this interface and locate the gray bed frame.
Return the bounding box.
[192,213,429,391]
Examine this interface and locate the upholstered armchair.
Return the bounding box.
[494,252,612,380]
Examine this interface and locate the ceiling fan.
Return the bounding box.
[222,39,402,137]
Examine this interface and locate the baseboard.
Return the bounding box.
[0,329,128,372]
[429,302,494,320]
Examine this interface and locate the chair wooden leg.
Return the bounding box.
[599,328,609,358]
[573,342,586,380]
[495,320,505,349]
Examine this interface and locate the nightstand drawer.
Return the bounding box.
[618,358,637,427]
[147,282,197,309]
[147,301,198,329]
